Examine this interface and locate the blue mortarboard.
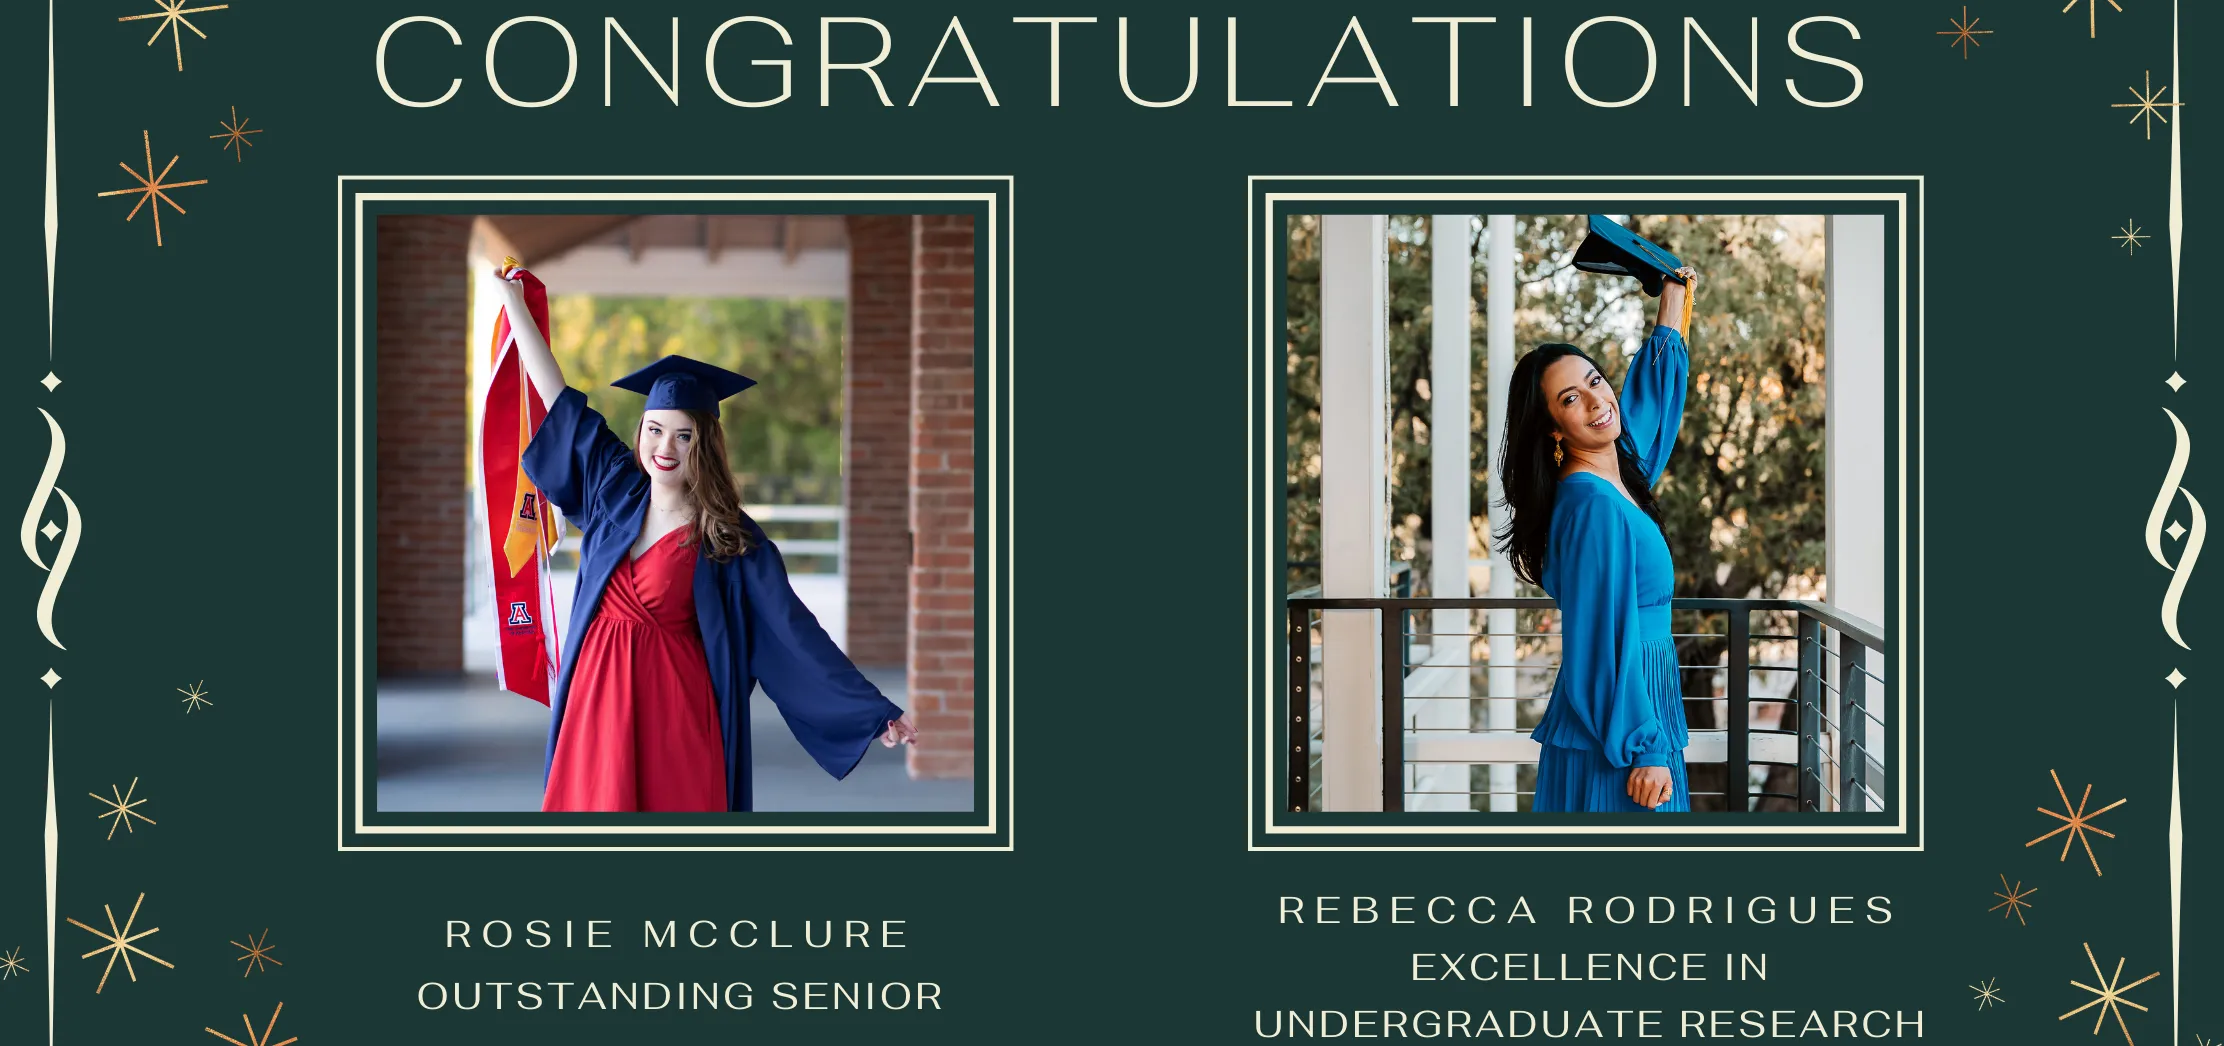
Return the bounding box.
[611,355,758,413]
[1571,214,1687,297]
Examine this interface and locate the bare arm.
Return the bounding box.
[489,269,567,406]
[1654,265,1696,335]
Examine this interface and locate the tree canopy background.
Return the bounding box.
[536,295,849,506]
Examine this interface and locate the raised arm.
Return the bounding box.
[489,269,567,409]
[1548,490,1676,771]
[1616,266,1696,486]
[742,537,913,779]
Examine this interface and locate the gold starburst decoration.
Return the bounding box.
[1973,976,2004,1009]
[2062,0,2123,39]
[0,946,26,980]
[232,929,281,977]
[206,1001,297,1046]
[2111,71,2184,141]
[178,679,214,713]
[2114,220,2148,254]
[2060,942,2158,1046]
[1939,7,1992,58]
[1989,873,2038,924]
[90,777,156,840]
[2026,768,2124,875]
[66,892,173,993]
[210,105,261,162]
[118,1,230,72]
[96,131,206,248]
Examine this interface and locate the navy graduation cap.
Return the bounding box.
[1571,214,1688,297]
[612,355,758,412]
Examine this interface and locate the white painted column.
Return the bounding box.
[1485,214,1519,811]
[1824,214,1885,623]
[1824,214,1886,810]
[1413,215,1473,811]
[1319,215,1390,812]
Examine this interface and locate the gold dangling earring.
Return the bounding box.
[1552,436,1564,467]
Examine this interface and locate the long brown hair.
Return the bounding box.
[638,410,756,563]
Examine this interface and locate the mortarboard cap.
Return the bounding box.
[611,355,758,413]
[1571,214,1687,298]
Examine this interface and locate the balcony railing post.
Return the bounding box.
[1796,615,1822,811]
[1837,630,1867,812]
[1288,605,1310,814]
[1726,607,1750,812]
[1381,606,1406,812]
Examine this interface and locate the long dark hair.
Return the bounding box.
[1492,343,1663,587]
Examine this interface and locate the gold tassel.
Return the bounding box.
[1680,274,1695,338]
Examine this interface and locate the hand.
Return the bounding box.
[1627,765,1674,809]
[880,712,918,748]
[489,269,528,308]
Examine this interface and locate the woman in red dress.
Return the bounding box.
[490,270,918,813]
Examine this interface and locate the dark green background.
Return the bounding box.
[3,2,2213,1043]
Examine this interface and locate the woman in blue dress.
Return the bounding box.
[1493,265,1696,812]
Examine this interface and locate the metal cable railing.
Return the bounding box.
[1285,596,1888,814]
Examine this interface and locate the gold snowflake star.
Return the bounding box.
[90,777,156,841]
[118,1,230,72]
[2114,220,2148,254]
[0,946,26,980]
[1939,7,1993,58]
[1973,976,2004,1009]
[206,1001,297,1046]
[2111,71,2184,141]
[1989,873,2038,925]
[66,893,173,993]
[2060,942,2158,1046]
[2026,768,2124,875]
[232,929,281,977]
[209,105,261,162]
[177,680,214,713]
[2062,0,2123,39]
[96,131,207,248]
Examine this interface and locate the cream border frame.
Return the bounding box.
[1247,178,1922,851]
[336,177,1014,851]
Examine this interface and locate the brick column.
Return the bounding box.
[907,215,976,780]
[374,214,474,674]
[842,216,913,667]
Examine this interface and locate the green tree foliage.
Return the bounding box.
[1288,213,1825,596]
[543,295,848,505]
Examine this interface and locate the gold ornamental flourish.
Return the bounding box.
[1939,7,1993,58]
[2026,768,2124,875]
[1989,874,2038,925]
[2060,942,2159,1046]
[210,105,261,161]
[206,1002,298,1046]
[95,131,206,248]
[232,928,281,977]
[90,777,155,840]
[117,1,229,72]
[2062,0,2124,39]
[66,892,173,993]
[2111,71,2184,141]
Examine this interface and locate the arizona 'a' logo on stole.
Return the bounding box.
[479,263,563,705]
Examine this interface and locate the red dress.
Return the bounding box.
[541,526,729,812]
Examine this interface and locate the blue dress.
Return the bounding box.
[521,386,905,812]
[1530,325,1691,813]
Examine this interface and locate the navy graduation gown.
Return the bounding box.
[520,386,904,812]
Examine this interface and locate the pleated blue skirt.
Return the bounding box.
[1533,637,1690,813]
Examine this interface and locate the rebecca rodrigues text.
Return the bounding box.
[418,981,941,1012]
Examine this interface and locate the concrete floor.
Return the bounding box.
[375,571,971,813]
